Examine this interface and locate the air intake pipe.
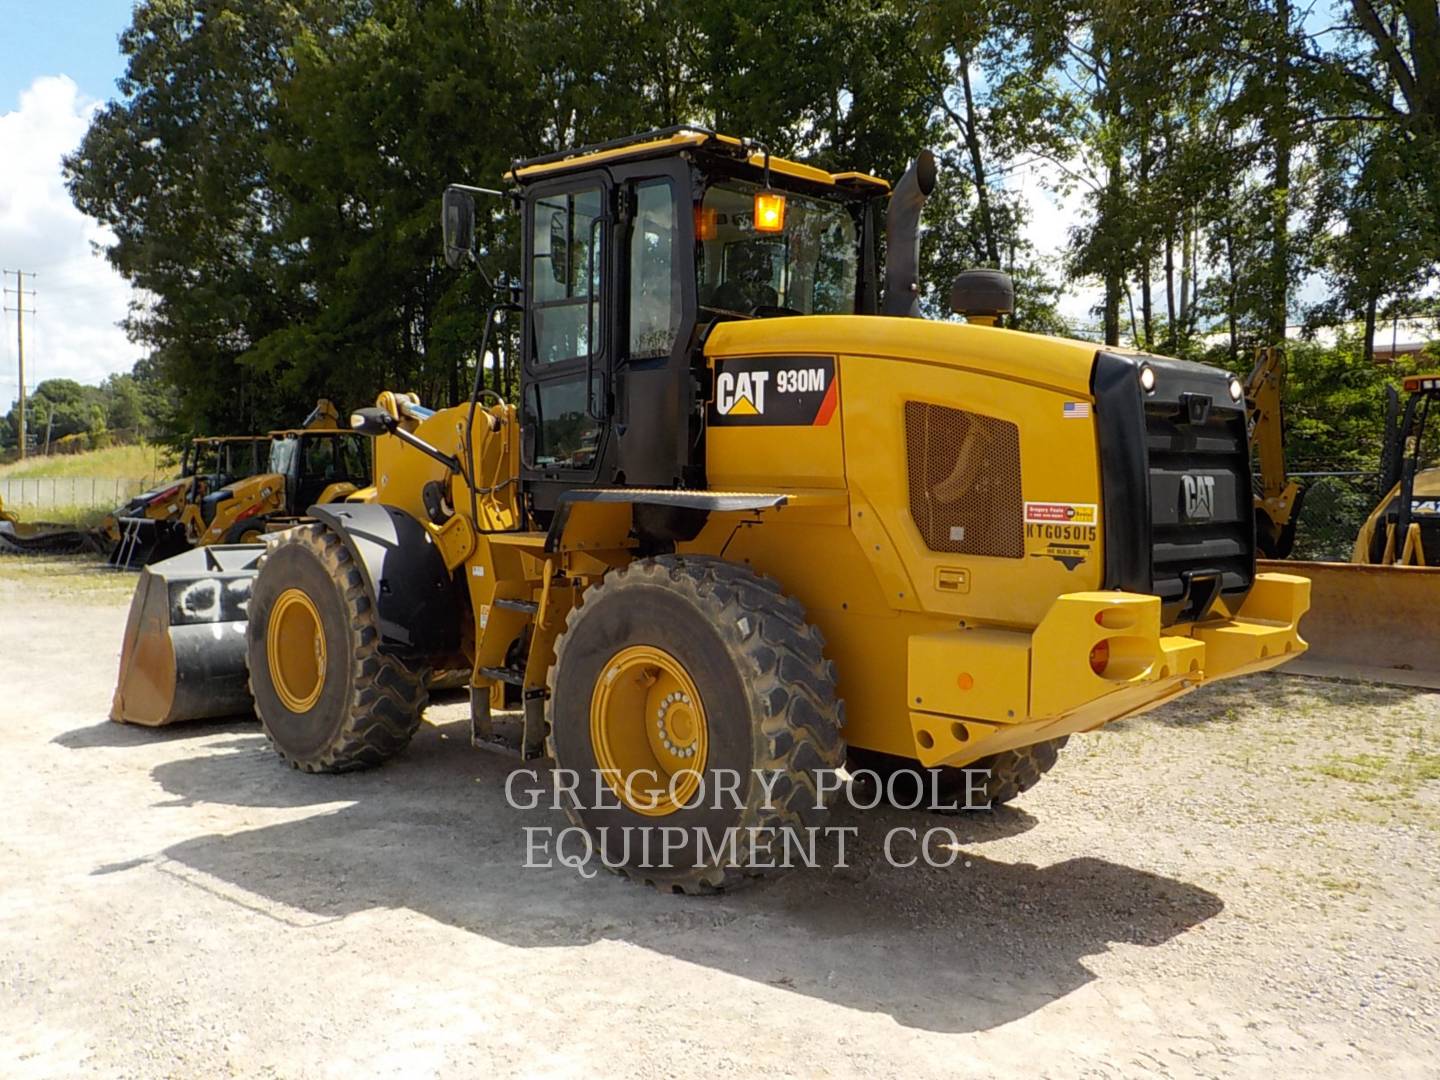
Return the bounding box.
[883,150,937,317]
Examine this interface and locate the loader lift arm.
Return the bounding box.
[1247,345,1305,559]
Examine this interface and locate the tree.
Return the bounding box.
[62,0,1440,479]
[5,379,104,442]
[65,0,338,434]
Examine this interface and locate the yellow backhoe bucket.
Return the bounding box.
[111,545,266,725]
[0,495,97,555]
[1260,559,1440,689]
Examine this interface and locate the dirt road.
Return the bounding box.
[1,557,1437,1077]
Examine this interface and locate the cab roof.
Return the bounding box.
[506,126,890,194]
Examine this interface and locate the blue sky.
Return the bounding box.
[0,3,140,405]
[0,1,135,111]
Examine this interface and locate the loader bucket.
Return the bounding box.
[111,545,266,725]
[107,517,189,570]
[0,520,91,556]
[1259,559,1440,689]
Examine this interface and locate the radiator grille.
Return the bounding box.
[904,401,1023,557]
[1144,400,1254,616]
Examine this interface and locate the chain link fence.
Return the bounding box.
[0,477,150,513]
[1285,470,1381,562]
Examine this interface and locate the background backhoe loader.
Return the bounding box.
[106,401,371,569]
[186,400,372,547]
[100,435,270,567]
[112,128,1308,892]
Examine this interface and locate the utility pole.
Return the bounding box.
[3,269,36,459]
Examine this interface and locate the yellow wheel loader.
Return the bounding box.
[113,128,1309,892]
[1259,370,1440,685]
[105,402,370,568]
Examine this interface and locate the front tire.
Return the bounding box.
[547,556,845,894]
[247,524,427,772]
[225,515,270,545]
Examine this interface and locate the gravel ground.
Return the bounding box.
[1,555,1437,1078]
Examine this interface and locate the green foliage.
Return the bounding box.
[1280,336,1404,468]
[59,0,1440,474]
[0,363,172,452]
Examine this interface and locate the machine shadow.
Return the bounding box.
[149,719,1224,1035]
[1132,670,1433,732]
[54,715,256,750]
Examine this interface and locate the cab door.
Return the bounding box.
[521,172,613,516]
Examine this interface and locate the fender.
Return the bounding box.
[544,488,788,553]
[308,503,461,657]
[204,475,283,544]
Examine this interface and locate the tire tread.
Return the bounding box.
[546,554,845,894]
[248,524,427,773]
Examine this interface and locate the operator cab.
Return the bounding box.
[268,430,372,510]
[1367,373,1440,564]
[193,437,268,524]
[446,128,889,521]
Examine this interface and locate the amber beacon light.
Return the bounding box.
[753,191,786,233]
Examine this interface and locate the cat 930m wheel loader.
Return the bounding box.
[111,128,1309,893]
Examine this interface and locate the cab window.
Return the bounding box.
[524,377,603,471]
[269,436,298,477]
[629,180,679,357]
[696,181,857,317]
[531,187,603,364]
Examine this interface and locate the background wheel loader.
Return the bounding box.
[1253,360,1440,686]
[112,128,1309,893]
[105,401,372,569]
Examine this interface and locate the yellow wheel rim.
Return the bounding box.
[590,645,708,817]
[267,588,327,712]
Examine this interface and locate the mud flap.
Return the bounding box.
[111,545,266,725]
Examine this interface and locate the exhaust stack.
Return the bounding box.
[883,150,937,317]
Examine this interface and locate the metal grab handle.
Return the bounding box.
[584,214,604,420]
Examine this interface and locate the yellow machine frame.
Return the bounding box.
[375,314,1307,772]
[114,129,1312,896]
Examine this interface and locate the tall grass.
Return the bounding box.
[0,443,177,483]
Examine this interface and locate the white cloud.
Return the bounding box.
[0,75,137,410]
[1010,161,1105,330]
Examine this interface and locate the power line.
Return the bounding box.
[1,269,36,458]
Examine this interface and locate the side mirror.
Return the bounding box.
[442,187,477,269]
[350,407,397,437]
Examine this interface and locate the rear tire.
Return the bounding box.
[247,523,426,772]
[851,736,1068,811]
[225,515,270,545]
[970,738,1067,805]
[547,555,845,894]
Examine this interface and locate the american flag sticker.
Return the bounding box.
[1063,401,1090,419]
